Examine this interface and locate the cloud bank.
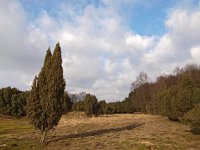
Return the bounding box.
[0,0,200,101]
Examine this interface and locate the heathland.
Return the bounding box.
[1,112,200,150]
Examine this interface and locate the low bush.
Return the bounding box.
[183,105,200,134]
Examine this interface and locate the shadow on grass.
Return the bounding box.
[46,123,144,144]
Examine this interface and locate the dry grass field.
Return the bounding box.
[0,112,200,150]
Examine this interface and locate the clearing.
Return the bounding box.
[0,112,200,150]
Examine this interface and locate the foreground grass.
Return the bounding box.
[0,115,41,150]
[0,113,200,150]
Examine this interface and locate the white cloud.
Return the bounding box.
[166,9,200,47]
[126,34,155,51]
[0,0,49,90]
[144,34,174,64]
[1,0,200,101]
[190,45,200,63]
[143,8,200,78]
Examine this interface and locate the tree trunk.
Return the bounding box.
[145,103,150,114]
[40,129,47,144]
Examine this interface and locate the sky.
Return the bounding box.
[0,0,200,101]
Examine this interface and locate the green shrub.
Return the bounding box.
[183,105,200,134]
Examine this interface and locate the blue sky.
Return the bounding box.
[130,0,174,35]
[19,0,200,36]
[20,0,175,35]
[0,0,200,101]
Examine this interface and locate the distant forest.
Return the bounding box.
[0,64,200,134]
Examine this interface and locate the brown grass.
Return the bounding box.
[0,112,200,150]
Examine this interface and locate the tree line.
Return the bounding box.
[127,64,200,134]
[0,87,135,117]
[71,94,135,115]
[0,87,28,117]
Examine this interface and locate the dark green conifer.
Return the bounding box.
[26,76,42,132]
[63,92,73,112]
[84,94,98,116]
[26,44,65,144]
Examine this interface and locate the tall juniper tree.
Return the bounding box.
[26,43,65,144]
